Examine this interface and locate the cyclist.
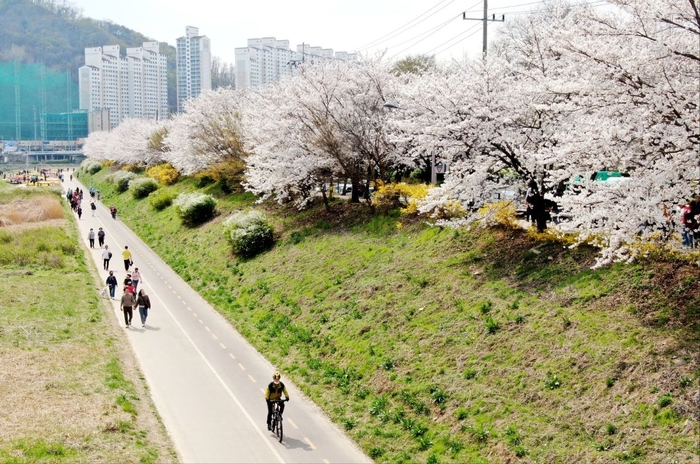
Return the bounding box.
[265,372,289,431]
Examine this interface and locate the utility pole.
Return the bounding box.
[463,0,505,57]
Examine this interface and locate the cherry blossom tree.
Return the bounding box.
[244,59,407,208]
[83,118,161,166]
[163,88,248,176]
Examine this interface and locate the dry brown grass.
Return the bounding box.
[0,196,64,226]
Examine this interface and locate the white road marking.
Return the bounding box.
[305,437,317,450]
[229,353,236,360]
[248,374,256,383]
[220,343,226,349]
[211,334,218,340]
[145,284,285,463]
[238,363,246,371]
[205,326,211,332]
[288,419,299,429]
[198,319,204,324]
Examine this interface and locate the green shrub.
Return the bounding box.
[80,160,102,174]
[485,316,500,334]
[174,193,217,227]
[657,393,672,408]
[113,171,137,193]
[149,190,175,210]
[223,210,274,258]
[195,174,216,188]
[544,372,562,390]
[129,178,159,199]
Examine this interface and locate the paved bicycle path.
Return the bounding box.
[68,179,371,464]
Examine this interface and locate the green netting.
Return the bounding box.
[0,62,79,141]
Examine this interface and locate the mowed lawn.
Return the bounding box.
[0,184,175,463]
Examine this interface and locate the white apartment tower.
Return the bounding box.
[78,42,168,129]
[235,37,357,90]
[176,26,212,113]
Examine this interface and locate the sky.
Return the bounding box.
[71,0,557,64]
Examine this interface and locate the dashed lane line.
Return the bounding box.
[238,363,246,371]
[198,319,204,324]
[288,419,299,429]
[137,272,285,463]
[248,374,256,383]
[229,353,236,360]
[211,334,218,340]
[304,437,317,450]
[220,343,226,349]
[205,326,211,332]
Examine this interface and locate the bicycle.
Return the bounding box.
[269,398,288,442]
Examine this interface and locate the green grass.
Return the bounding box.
[80,168,700,463]
[0,183,175,463]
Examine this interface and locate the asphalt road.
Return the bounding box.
[68,178,371,464]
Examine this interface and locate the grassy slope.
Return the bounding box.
[86,169,699,464]
[0,184,176,463]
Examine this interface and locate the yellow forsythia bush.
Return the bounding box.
[430,200,466,219]
[478,200,519,229]
[146,163,180,185]
[372,181,429,215]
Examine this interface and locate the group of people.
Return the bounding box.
[67,188,84,218]
[113,271,150,329]
[680,199,700,248]
[74,188,152,329]
[101,243,150,328]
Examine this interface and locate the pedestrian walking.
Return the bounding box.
[122,245,132,271]
[136,289,151,327]
[90,201,96,216]
[123,274,135,296]
[102,245,112,270]
[97,227,105,247]
[131,268,142,293]
[77,205,82,219]
[106,271,118,299]
[88,228,95,248]
[120,287,135,328]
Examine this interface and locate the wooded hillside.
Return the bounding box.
[0,0,177,112]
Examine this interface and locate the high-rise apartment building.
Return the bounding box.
[235,37,357,90]
[78,42,168,129]
[176,26,212,113]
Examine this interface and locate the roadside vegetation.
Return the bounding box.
[0,182,175,463]
[82,167,699,463]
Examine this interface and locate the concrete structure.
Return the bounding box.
[235,37,357,90]
[176,26,212,113]
[78,42,168,129]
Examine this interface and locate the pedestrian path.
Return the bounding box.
[66,179,370,464]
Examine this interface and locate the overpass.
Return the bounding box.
[2,151,86,164]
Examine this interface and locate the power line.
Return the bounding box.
[427,24,481,56]
[385,13,462,51]
[387,0,483,59]
[355,0,457,51]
